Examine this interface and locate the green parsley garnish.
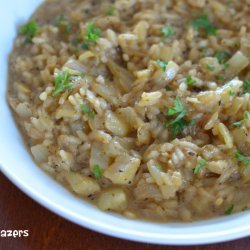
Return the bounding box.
[167,96,186,117]
[54,14,72,35]
[71,37,80,47]
[207,64,215,71]
[214,51,230,64]
[167,118,195,137]
[233,120,244,127]
[226,0,233,6]
[85,22,101,43]
[81,42,89,50]
[243,80,250,94]
[235,151,250,167]
[229,89,235,96]
[70,35,82,54]
[223,62,230,69]
[157,60,168,72]
[233,111,250,127]
[165,97,194,137]
[93,164,102,180]
[161,25,175,38]
[106,6,116,16]
[20,21,37,43]
[80,104,95,119]
[194,158,207,174]
[186,75,196,86]
[192,14,217,36]
[215,75,226,81]
[52,71,72,97]
[165,86,172,91]
[225,204,234,215]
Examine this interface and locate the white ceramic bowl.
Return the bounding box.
[1,0,250,245]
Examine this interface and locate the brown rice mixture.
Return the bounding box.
[7,0,250,221]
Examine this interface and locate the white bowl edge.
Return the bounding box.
[0,0,250,245]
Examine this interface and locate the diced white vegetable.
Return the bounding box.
[133,179,162,201]
[65,172,100,196]
[92,82,120,106]
[137,123,151,146]
[105,110,130,136]
[104,155,141,185]
[31,144,49,163]
[97,188,128,212]
[16,103,32,118]
[104,139,128,157]
[89,130,112,144]
[138,91,162,107]
[207,160,229,175]
[107,59,134,92]
[226,51,249,76]
[62,59,86,75]
[90,142,110,170]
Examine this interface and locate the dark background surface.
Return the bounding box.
[0,172,249,250]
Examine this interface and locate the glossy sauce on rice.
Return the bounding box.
[7,0,250,221]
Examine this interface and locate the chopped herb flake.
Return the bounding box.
[85,22,101,43]
[54,14,72,35]
[243,80,250,94]
[166,118,195,137]
[52,71,72,97]
[161,25,175,38]
[93,164,102,180]
[186,75,196,86]
[157,60,168,72]
[80,104,95,119]
[235,151,250,167]
[244,111,250,120]
[55,14,65,26]
[233,111,250,127]
[167,96,186,117]
[192,14,217,36]
[165,97,194,137]
[81,42,89,50]
[233,120,244,127]
[20,21,37,43]
[215,75,226,81]
[106,6,116,16]
[229,89,235,96]
[225,204,234,215]
[223,62,230,69]
[214,51,230,64]
[165,86,172,91]
[194,158,207,174]
[207,64,215,71]
[71,37,79,46]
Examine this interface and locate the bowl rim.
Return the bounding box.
[1,0,250,245]
[1,163,250,245]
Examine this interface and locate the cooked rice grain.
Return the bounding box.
[8,0,250,222]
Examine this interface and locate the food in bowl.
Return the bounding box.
[7,0,250,222]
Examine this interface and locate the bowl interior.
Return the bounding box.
[1,0,250,245]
